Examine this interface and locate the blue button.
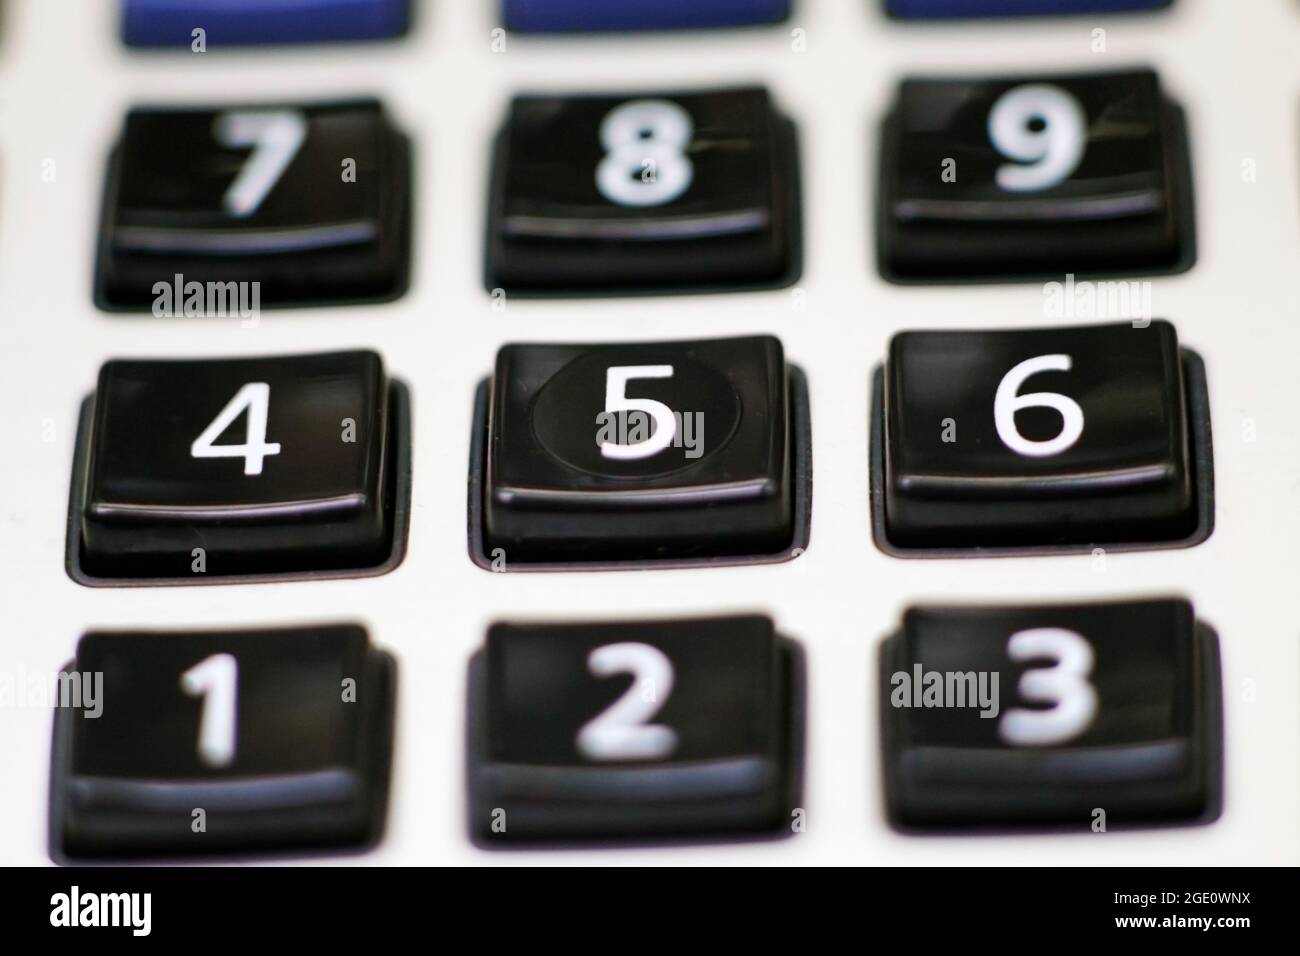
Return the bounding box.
[886,0,1170,17]
[122,0,411,47]
[504,0,790,32]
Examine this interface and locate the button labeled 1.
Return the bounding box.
[472,335,810,568]
[52,625,396,859]
[877,69,1193,281]
[880,599,1221,829]
[485,87,801,295]
[468,615,804,843]
[875,320,1211,553]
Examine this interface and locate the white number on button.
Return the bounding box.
[595,99,694,207]
[998,628,1098,747]
[993,354,1084,458]
[181,653,239,768]
[988,84,1087,193]
[576,643,678,762]
[190,382,283,476]
[213,109,308,218]
[601,365,676,460]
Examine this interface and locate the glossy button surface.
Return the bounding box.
[881,599,1221,829]
[469,615,802,842]
[53,624,396,858]
[79,350,393,578]
[96,99,410,309]
[881,321,1199,550]
[485,87,800,294]
[877,69,1193,281]
[482,335,795,564]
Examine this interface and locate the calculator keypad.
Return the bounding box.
[876,321,1207,552]
[95,99,410,310]
[74,350,405,581]
[485,87,800,295]
[468,616,803,842]
[877,69,1193,281]
[475,335,808,567]
[53,625,395,859]
[13,6,1265,867]
[880,600,1221,829]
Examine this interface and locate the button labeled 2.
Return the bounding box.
[95,99,411,310]
[472,335,810,568]
[468,615,803,843]
[71,350,408,582]
[875,321,1211,553]
[880,599,1221,829]
[485,87,801,295]
[52,625,396,859]
[877,70,1194,281]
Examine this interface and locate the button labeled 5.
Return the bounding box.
[472,335,810,568]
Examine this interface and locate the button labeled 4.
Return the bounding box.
[70,350,410,583]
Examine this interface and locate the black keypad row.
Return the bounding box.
[67,324,1211,584]
[51,601,1220,858]
[92,71,1193,309]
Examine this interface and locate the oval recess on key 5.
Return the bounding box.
[530,351,741,479]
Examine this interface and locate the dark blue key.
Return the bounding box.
[886,0,1170,17]
[504,0,789,32]
[122,0,411,48]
